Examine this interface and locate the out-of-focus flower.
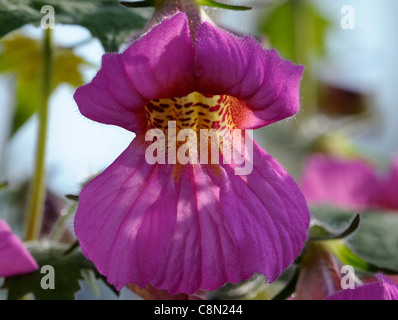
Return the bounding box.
[0,220,38,277]
[326,274,398,300]
[73,12,310,294]
[301,154,398,211]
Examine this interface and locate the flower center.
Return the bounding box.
[143,92,250,179]
[145,91,240,135]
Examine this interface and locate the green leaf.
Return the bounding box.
[0,0,149,52]
[310,214,361,241]
[209,273,266,300]
[1,241,94,300]
[65,194,79,201]
[346,212,398,273]
[0,34,90,134]
[271,266,299,300]
[259,0,330,62]
[197,0,251,11]
[0,35,37,132]
[310,206,356,231]
[311,207,398,273]
[119,0,157,8]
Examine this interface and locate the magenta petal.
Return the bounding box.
[326,275,398,300]
[196,22,304,128]
[0,220,38,277]
[74,53,147,133]
[300,154,382,211]
[74,137,179,291]
[121,12,195,100]
[75,135,309,294]
[214,136,310,283]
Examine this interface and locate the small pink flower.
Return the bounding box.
[73,13,310,294]
[301,154,398,211]
[0,220,38,277]
[326,274,398,300]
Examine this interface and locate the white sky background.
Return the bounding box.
[0,0,398,198]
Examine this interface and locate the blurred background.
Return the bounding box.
[0,0,397,299]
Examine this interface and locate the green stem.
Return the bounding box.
[25,28,53,241]
[50,202,78,241]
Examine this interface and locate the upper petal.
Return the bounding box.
[74,12,195,134]
[196,22,304,129]
[74,134,310,294]
[300,154,383,211]
[121,12,195,100]
[0,220,38,277]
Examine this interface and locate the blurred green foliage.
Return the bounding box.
[0,0,148,52]
[259,0,330,63]
[311,207,398,273]
[0,34,90,134]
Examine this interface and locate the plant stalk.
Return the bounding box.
[25,28,53,241]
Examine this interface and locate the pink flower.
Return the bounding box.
[326,274,398,300]
[73,12,310,294]
[300,154,398,211]
[0,220,38,277]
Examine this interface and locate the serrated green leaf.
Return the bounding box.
[0,0,149,52]
[0,0,42,38]
[1,241,94,300]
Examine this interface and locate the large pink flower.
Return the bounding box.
[301,154,398,211]
[0,220,38,277]
[73,12,310,294]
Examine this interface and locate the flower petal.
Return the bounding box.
[196,22,304,129]
[300,154,382,211]
[74,136,179,291]
[326,275,398,300]
[121,12,195,100]
[74,12,195,134]
[213,135,310,283]
[74,134,309,294]
[0,220,38,277]
[74,53,147,133]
